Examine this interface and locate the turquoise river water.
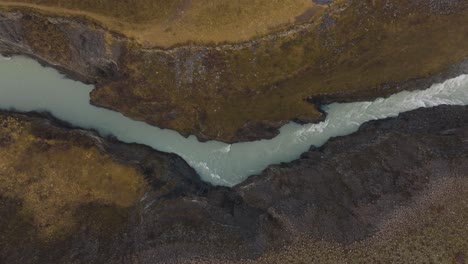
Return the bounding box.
[1,56,467,186]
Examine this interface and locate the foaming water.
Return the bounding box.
[1,56,467,186]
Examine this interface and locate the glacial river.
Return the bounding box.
[1,56,467,186]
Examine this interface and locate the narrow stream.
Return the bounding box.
[1,56,467,186]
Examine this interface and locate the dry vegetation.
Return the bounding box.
[0,0,323,47]
[0,114,147,241]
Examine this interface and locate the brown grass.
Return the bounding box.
[0,115,147,240]
[0,0,323,47]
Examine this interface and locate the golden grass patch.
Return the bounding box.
[0,0,323,47]
[0,115,147,240]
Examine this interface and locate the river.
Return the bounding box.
[1,55,467,186]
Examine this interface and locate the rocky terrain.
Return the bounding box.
[0,0,467,142]
[1,105,467,263]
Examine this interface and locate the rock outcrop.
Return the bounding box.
[0,11,122,83]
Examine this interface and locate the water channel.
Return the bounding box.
[1,55,467,186]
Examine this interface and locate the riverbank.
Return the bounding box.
[1,0,467,143]
[1,104,467,263]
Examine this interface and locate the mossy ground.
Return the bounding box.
[0,114,147,243]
